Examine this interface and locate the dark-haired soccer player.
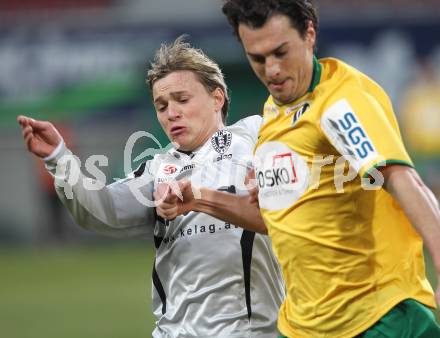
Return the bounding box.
[157,1,440,337]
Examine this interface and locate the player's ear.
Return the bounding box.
[212,87,225,114]
[305,20,316,49]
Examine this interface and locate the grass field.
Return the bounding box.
[0,243,156,338]
[1,243,438,338]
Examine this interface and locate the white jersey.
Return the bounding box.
[45,115,285,338]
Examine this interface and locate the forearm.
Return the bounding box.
[45,145,154,237]
[193,188,267,234]
[385,168,440,272]
[408,181,440,272]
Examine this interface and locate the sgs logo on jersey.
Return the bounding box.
[321,98,378,173]
[254,142,310,211]
[336,112,374,159]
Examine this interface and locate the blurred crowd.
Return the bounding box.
[1,0,439,242]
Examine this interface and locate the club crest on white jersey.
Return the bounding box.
[211,129,232,154]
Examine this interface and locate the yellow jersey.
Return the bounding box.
[254,57,435,338]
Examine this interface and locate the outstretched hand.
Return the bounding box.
[17,115,63,159]
[154,180,196,220]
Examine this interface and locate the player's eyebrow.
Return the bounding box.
[247,41,289,59]
[154,91,189,104]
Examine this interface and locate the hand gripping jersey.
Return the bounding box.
[254,58,436,338]
[45,115,284,338]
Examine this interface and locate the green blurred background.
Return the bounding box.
[1,1,440,337]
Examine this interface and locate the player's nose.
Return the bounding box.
[167,102,182,120]
[265,57,281,79]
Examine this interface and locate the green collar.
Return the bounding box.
[307,56,322,93]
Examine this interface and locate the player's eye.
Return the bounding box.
[157,104,167,112]
[274,51,287,58]
[250,55,265,64]
[179,97,189,103]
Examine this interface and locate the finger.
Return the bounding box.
[248,188,259,203]
[22,125,33,139]
[156,199,178,210]
[159,186,178,203]
[156,208,167,219]
[245,169,257,189]
[163,192,178,204]
[154,190,177,208]
[168,180,183,200]
[24,132,34,150]
[248,187,258,196]
[246,168,255,180]
[245,168,255,182]
[17,115,30,128]
[249,187,258,195]
[178,180,191,192]
[248,195,257,204]
[28,118,50,131]
[245,178,257,190]
[17,115,28,123]
[160,207,178,220]
[155,183,170,200]
[153,191,161,203]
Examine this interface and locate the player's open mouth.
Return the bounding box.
[170,126,186,136]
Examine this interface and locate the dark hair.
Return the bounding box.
[147,36,230,123]
[222,0,319,43]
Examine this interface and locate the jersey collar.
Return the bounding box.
[307,55,322,93]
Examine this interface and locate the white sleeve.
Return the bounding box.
[231,115,263,144]
[44,144,156,238]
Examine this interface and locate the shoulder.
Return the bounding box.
[227,115,263,143]
[317,58,391,114]
[320,57,387,96]
[319,57,360,78]
[228,115,262,134]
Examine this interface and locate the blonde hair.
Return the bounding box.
[147,36,230,122]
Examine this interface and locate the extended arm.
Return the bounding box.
[382,165,440,305]
[46,145,155,237]
[18,115,155,238]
